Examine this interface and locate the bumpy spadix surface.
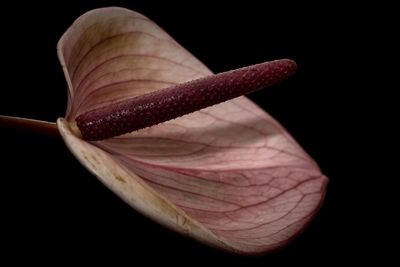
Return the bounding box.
[57,7,328,254]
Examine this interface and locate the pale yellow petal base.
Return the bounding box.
[57,118,243,253]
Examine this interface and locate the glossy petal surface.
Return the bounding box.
[57,7,327,254]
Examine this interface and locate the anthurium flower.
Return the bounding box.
[0,7,327,254]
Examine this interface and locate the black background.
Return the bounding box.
[0,1,389,265]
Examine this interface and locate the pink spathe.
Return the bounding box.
[0,7,327,255]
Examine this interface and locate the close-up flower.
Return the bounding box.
[1,0,387,264]
[0,7,328,255]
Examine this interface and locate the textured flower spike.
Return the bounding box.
[1,7,327,254]
[73,59,297,140]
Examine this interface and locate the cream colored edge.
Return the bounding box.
[55,6,272,254]
[56,118,245,253]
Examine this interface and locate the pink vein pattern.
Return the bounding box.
[58,7,328,253]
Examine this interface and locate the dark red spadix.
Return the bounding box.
[74,59,297,141]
